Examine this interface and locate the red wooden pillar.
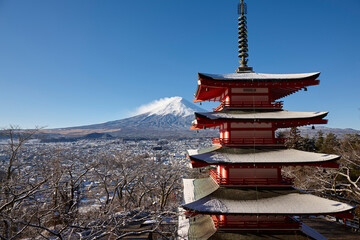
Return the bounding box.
[220,215,225,227]
[224,122,229,143]
[227,121,231,144]
[212,214,220,228]
[217,165,222,183]
[225,95,230,107]
[223,165,228,184]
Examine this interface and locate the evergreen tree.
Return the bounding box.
[301,134,316,152]
[320,132,339,154]
[285,127,315,152]
[285,127,302,149]
[315,130,324,152]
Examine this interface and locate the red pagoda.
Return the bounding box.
[178,1,354,239]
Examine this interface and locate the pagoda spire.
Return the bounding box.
[236,0,253,73]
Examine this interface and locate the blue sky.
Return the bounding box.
[0,0,359,130]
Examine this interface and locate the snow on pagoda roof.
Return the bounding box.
[182,187,354,215]
[187,147,340,165]
[196,110,328,121]
[199,72,320,81]
[178,210,216,240]
[183,178,219,204]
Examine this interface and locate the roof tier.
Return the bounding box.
[178,210,322,239]
[183,178,220,204]
[187,146,340,168]
[182,182,354,216]
[178,211,217,240]
[194,72,320,103]
[192,110,328,129]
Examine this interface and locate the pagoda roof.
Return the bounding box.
[178,211,216,240]
[199,72,320,81]
[192,110,328,129]
[183,177,219,204]
[194,72,320,102]
[187,147,340,167]
[195,110,328,121]
[182,184,355,215]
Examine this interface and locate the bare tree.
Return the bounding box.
[322,134,360,200]
[0,126,49,239]
[0,128,185,239]
[0,126,40,181]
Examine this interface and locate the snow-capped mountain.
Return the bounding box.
[42,96,359,139]
[133,96,204,117]
[60,97,212,138]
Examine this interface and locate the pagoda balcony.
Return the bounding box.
[213,101,283,111]
[209,169,294,186]
[212,138,285,146]
[212,217,301,230]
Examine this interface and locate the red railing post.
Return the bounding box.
[213,218,301,230]
[212,100,284,110]
[209,170,294,186]
[213,137,286,146]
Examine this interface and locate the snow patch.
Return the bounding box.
[132,96,200,117]
[203,199,228,212]
[78,204,101,214]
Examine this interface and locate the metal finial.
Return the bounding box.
[236,0,253,73]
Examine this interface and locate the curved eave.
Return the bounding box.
[192,111,328,130]
[183,178,219,204]
[182,188,355,216]
[195,111,328,121]
[199,72,320,81]
[189,159,340,168]
[194,72,320,102]
[187,148,340,168]
[183,207,354,217]
[193,81,226,103]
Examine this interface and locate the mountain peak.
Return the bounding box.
[134,96,204,117]
[61,96,207,134]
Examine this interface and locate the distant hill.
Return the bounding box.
[83,132,114,139]
[298,126,360,138]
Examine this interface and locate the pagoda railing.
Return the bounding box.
[213,101,283,111]
[209,170,293,186]
[212,138,285,146]
[212,217,301,230]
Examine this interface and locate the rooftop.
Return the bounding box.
[187,147,340,167]
[183,186,354,215]
[199,72,320,81]
[195,110,328,121]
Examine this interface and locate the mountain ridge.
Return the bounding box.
[40,96,359,139]
[67,97,204,131]
[42,97,214,139]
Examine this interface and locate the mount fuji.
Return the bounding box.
[48,97,215,139]
[40,97,360,140]
[132,96,204,119]
[81,96,204,130]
